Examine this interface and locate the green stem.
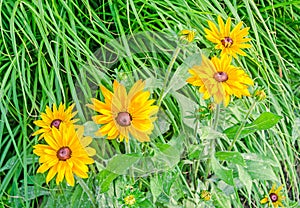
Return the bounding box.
[125,141,135,182]
[77,177,96,207]
[228,101,257,151]
[205,104,221,178]
[157,46,181,107]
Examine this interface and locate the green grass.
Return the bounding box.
[0,0,299,207]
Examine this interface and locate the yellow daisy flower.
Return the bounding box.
[204,15,251,58]
[33,103,79,140]
[87,80,158,142]
[260,184,285,207]
[180,29,196,43]
[186,54,254,107]
[33,124,95,186]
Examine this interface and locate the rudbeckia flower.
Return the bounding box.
[186,54,254,106]
[33,103,79,140]
[33,124,95,186]
[204,15,251,58]
[260,184,285,207]
[180,29,196,43]
[87,80,158,142]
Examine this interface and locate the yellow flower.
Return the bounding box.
[260,184,285,207]
[180,29,196,43]
[33,124,95,186]
[200,190,211,201]
[204,15,251,58]
[33,103,79,140]
[254,89,267,101]
[186,54,254,107]
[124,195,136,206]
[87,80,158,142]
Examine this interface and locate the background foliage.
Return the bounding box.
[0,0,299,207]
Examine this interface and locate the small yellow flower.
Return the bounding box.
[180,29,196,43]
[124,195,136,206]
[33,124,95,186]
[33,103,79,140]
[204,15,251,58]
[87,80,158,142]
[200,190,211,201]
[260,184,285,207]
[187,54,254,106]
[254,89,267,101]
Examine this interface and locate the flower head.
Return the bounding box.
[33,103,79,140]
[124,195,136,206]
[200,190,211,201]
[260,184,285,207]
[33,124,95,186]
[204,15,251,58]
[180,29,196,43]
[87,80,158,142]
[254,89,267,101]
[187,54,254,106]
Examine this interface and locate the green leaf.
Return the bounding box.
[245,160,278,181]
[150,177,163,203]
[0,154,37,172]
[211,156,234,186]
[251,112,282,130]
[97,154,141,193]
[155,144,180,168]
[237,165,252,194]
[215,151,246,166]
[97,169,119,193]
[106,153,141,174]
[224,112,282,139]
[212,187,231,208]
[242,153,279,167]
[83,121,101,138]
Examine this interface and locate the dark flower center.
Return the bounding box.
[116,112,132,127]
[57,147,72,161]
[269,193,278,202]
[214,72,228,82]
[50,119,62,128]
[221,37,233,48]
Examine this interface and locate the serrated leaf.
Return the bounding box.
[211,156,234,186]
[224,112,282,139]
[215,151,246,166]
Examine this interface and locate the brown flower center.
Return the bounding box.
[269,193,278,202]
[116,112,132,127]
[57,147,72,161]
[221,37,233,48]
[214,72,228,82]
[50,119,62,128]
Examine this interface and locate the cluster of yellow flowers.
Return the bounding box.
[184,15,254,107]
[32,103,96,186]
[32,80,159,185]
